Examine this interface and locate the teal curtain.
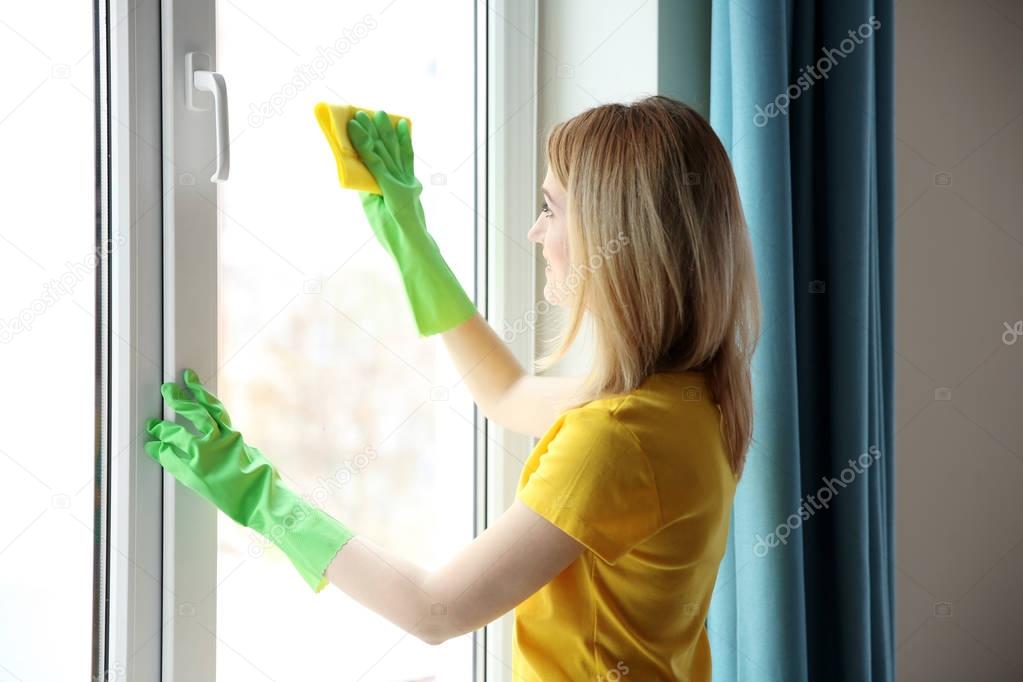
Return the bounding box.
[706,2,895,680]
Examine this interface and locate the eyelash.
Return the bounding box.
[540,201,553,217]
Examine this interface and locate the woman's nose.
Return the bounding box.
[527,216,545,244]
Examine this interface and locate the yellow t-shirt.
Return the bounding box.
[512,370,737,681]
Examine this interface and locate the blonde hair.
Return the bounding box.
[537,95,761,479]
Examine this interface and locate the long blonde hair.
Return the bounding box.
[537,95,761,479]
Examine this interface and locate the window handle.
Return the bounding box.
[186,52,230,183]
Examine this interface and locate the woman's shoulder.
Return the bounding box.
[549,371,712,443]
[570,371,725,463]
[575,370,711,419]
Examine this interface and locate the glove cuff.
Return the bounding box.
[254,490,357,593]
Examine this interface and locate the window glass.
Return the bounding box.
[0,3,96,680]
[214,2,477,679]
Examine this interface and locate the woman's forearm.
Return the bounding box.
[441,313,585,438]
[325,536,451,646]
[323,499,584,647]
[324,531,510,646]
[441,313,525,420]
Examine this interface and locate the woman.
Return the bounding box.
[146,94,761,680]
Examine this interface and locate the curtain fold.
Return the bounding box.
[706,2,895,680]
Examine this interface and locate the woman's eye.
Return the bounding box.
[540,201,552,217]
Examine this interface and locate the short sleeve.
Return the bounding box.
[516,407,663,565]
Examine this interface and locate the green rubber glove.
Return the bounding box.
[346,109,476,336]
[144,368,355,593]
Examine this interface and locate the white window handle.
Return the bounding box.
[186,52,230,183]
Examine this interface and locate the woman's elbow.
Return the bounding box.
[415,618,472,646]
[409,597,466,646]
[412,584,488,645]
[414,630,444,647]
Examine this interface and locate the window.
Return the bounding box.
[212,1,477,679]
[0,1,538,679]
[0,3,96,680]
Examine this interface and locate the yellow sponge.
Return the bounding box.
[314,102,411,194]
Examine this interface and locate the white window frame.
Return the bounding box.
[481,1,540,680]
[102,0,540,680]
[158,0,220,679]
[102,0,165,680]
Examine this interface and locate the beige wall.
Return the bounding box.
[895,0,1023,679]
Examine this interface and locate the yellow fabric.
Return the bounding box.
[513,371,738,681]
[313,103,411,194]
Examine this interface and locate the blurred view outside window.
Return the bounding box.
[214,1,477,679]
[0,4,95,680]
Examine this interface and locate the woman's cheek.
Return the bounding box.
[549,226,570,281]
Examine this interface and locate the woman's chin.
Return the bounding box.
[542,281,561,307]
[543,279,568,307]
